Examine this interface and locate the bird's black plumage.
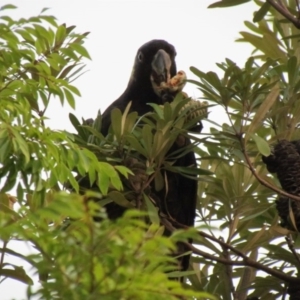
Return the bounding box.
[100,40,198,272]
[101,40,177,135]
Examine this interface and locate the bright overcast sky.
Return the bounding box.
[1,0,257,298]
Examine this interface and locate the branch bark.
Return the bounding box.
[267,0,300,29]
[160,216,300,285]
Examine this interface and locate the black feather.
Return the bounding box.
[94,40,198,272]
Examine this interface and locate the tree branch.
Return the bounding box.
[285,235,300,266]
[160,216,300,284]
[267,0,300,29]
[185,241,300,284]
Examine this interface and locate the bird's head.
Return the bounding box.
[129,40,177,101]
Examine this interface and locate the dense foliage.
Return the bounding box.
[2,1,300,299]
[0,4,209,300]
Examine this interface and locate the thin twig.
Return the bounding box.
[220,237,236,298]
[285,234,300,265]
[0,240,8,268]
[296,0,300,17]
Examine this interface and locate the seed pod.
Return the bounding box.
[180,99,208,122]
[287,282,300,300]
[151,70,187,99]
[273,140,300,195]
[275,197,300,230]
[263,140,300,231]
[168,70,187,92]
[261,152,277,173]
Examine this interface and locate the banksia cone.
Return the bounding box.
[292,139,300,154]
[275,197,300,230]
[275,197,290,227]
[261,152,278,173]
[179,99,208,122]
[288,282,300,300]
[262,140,300,231]
[273,140,300,195]
[151,70,187,101]
[168,70,187,92]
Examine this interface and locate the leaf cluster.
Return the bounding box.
[68,95,209,223]
[181,1,300,298]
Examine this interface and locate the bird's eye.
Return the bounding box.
[137,51,144,62]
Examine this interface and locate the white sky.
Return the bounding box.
[1,0,257,298]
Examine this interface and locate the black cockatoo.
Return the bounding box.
[101,40,178,135]
[96,40,199,272]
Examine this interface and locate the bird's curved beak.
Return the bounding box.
[151,49,172,86]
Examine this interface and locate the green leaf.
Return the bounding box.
[115,165,133,178]
[251,134,271,156]
[143,193,160,224]
[40,7,50,14]
[208,0,250,8]
[253,2,271,22]
[246,84,279,138]
[142,125,153,157]
[69,43,91,59]
[0,267,33,285]
[0,137,12,162]
[69,113,88,139]
[121,101,132,135]
[55,24,66,45]
[97,162,123,192]
[287,56,298,86]
[127,135,148,157]
[66,84,81,96]
[111,108,122,140]
[0,4,17,10]
[63,88,76,109]
[108,191,134,208]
